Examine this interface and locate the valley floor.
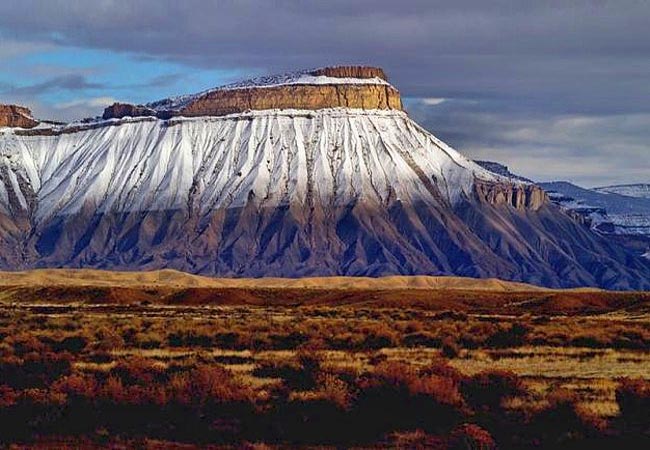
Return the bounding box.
[1,276,649,448]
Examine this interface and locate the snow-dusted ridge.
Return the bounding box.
[540,181,650,236]
[595,184,650,199]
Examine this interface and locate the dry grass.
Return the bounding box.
[1,283,650,448]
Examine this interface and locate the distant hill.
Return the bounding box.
[0,268,550,292]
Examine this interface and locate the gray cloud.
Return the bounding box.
[2,74,104,96]
[1,1,648,112]
[0,0,648,185]
[406,99,650,186]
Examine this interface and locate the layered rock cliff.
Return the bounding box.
[103,65,402,120]
[0,104,38,129]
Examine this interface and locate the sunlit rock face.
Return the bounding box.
[103,66,402,120]
[0,104,38,129]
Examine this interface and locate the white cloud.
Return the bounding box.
[420,97,446,106]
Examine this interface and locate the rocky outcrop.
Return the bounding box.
[102,65,402,120]
[474,180,547,211]
[0,104,38,128]
[102,103,156,121]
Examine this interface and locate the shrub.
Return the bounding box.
[461,370,524,411]
[486,323,530,348]
[168,329,214,348]
[352,361,465,438]
[422,358,463,382]
[94,327,125,351]
[449,423,496,450]
[10,333,46,355]
[169,365,254,405]
[268,332,308,350]
[522,389,596,447]
[136,332,163,349]
[0,352,72,389]
[215,331,240,349]
[616,378,650,436]
[359,324,399,349]
[101,375,126,403]
[410,374,464,408]
[441,337,461,358]
[403,331,440,347]
[254,351,322,391]
[389,430,447,449]
[110,356,166,386]
[53,373,98,398]
[0,385,17,408]
[55,335,89,353]
[315,373,353,409]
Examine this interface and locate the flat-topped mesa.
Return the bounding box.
[0,104,39,128]
[103,65,402,120]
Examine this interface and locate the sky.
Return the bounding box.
[0,0,648,187]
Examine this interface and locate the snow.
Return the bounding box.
[607,214,650,235]
[643,250,650,260]
[595,184,650,199]
[541,181,650,236]
[0,108,513,224]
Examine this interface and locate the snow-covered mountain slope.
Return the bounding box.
[595,184,650,199]
[1,109,502,224]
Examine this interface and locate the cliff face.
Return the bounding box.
[178,84,401,117]
[0,104,38,128]
[102,103,155,121]
[103,65,402,120]
[474,180,547,211]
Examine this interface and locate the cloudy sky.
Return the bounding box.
[0,0,648,186]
